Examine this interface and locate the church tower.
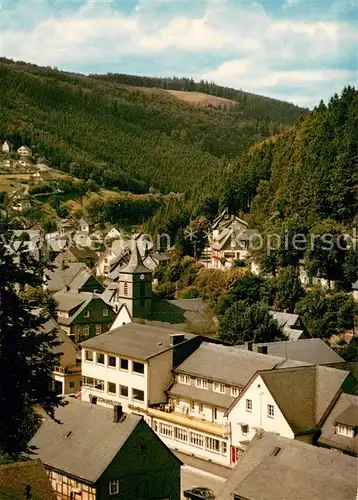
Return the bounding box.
[117,239,152,319]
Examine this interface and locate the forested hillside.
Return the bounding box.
[0,58,305,199]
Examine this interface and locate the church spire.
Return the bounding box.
[120,238,151,274]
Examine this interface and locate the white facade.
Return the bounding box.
[228,374,294,449]
[81,347,173,412]
[18,145,31,157]
[109,305,132,330]
[2,140,11,153]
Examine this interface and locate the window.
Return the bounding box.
[69,381,75,389]
[133,361,144,374]
[195,378,208,389]
[132,388,144,402]
[85,350,93,362]
[222,441,227,455]
[175,427,188,442]
[120,358,128,370]
[140,282,145,296]
[82,325,89,337]
[241,424,249,435]
[109,479,119,496]
[83,376,94,386]
[246,399,252,412]
[213,382,226,394]
[95,379,104,391]
[119,385,128,398]
[95,324,102,335]
[190,400,195,411]
[108,382,116,395]
[124,282,128,296]
[139,299,145,307]
[103,308,109,317]
[213,407,218,420]
[231,386,240,397]
[97,353,104,365]
[159,423,173,437]
[108,356,117,368]
[336,424,355,438]
[178,374,190,385]
[199,403,204,413]
[268,404,275,418]
[83,310,90,318]
[190,432,204,448]
[205,437,220,453]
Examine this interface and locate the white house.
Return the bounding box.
[149,343,304,466]
[17,145,31,158]
[80,323,199,413]
[2,140,13,153]
[352,280,358,302]
[226,364,357,463]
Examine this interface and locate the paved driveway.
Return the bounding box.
[181,464,226,499]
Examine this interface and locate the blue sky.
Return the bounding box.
[1,0,357,107]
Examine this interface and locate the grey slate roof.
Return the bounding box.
[168,382,235,409]
[0,459,56,500]
[319,393,358,454]
[119,240,152,274]
[282,327,305,341]
[174,343,294,387]
[30,398,142,484]
[241,338,344,365]
[259,365,351,434]
[53,291,91,312]
[352,280,358,290]
[217,432,358,500]
[45,262,91,293]
[81,322,196,360]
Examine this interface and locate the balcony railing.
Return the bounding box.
[53,364,81,375]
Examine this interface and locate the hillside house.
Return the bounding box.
[45,261,103,294]
[226,364,357,459]
[17,145,31,158]
[53,291,115,343]
[30,397,182,500]
[217,432,358,500]
[2,139,13,153]
[203,209,257,269]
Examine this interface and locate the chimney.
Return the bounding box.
[246,341,253,351]
[113,404,123,423]
[170,333,186,346]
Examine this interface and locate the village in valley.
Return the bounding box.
[0,132,357,499]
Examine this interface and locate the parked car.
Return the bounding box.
[184,487,216,499]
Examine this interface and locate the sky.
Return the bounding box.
[0,0,357,107]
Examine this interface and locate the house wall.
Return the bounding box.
[97,420,181,500]
[71,299,115,343]
[117,272,152,319]
[147,350,173,406]
[110,307,132,331]
[47,468,96,500]
[53,372,81,395]
[79,276,104,294]
[228,374,294,448]
[81,350,148,412]
[353,290,358,302]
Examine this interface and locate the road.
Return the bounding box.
[181,464,226,499]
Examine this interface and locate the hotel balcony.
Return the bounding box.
[147,405,231,438]
[53,364,82,376]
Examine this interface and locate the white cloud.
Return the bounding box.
[1,0,356,106]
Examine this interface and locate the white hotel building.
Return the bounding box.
[81,326,311,466]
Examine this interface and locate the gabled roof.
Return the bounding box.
[81,322,196,360]
[352,280,358,290]
[258,365,351,434]
[217,432,358,500]
[119,240,152,274]
[0,459,56,500]
[168,381,235,409]
[271,311,299,328]
[45,262,91,293]
[17,145,31,152]
[53,291,90,312]
[174,342,298,387]
[29,398,142,484]
[319,393,358,454]
[240,339,344,365]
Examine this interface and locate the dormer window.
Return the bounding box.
[195,378,208,389]
[336,424,356,438]
[84,310,90,318]
[124,282,128,296]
